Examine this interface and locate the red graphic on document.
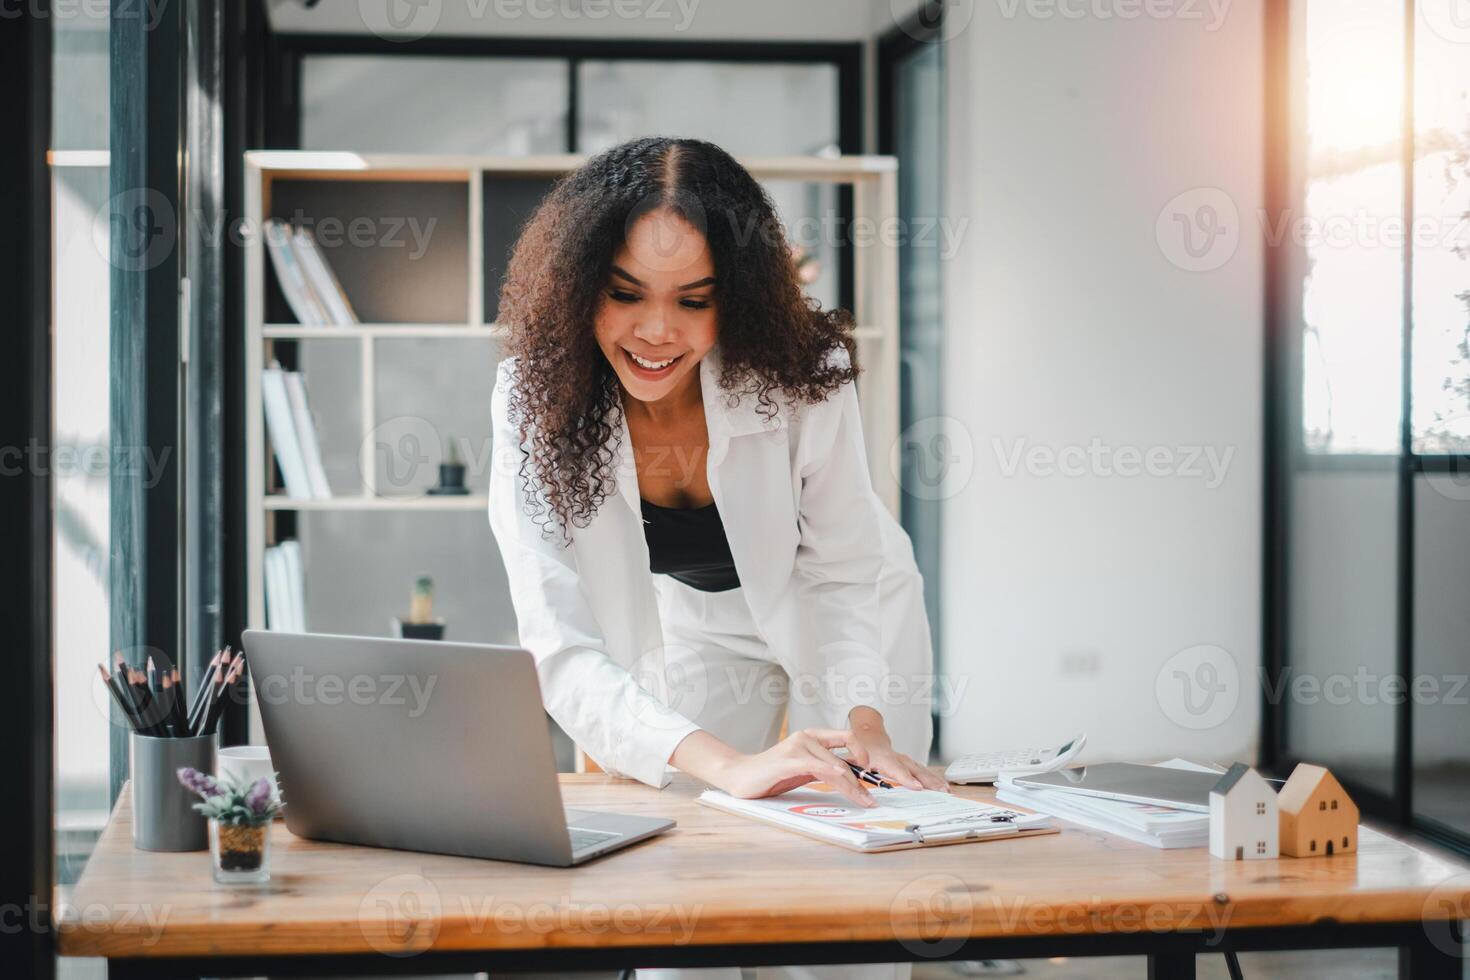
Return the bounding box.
[789,804,855,818]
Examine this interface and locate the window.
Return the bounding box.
[1257,801,1267,815]
[1257,841,1268,854]
[1343,835,1350,847]
[51,0,111,887]
[1297,0,1404,456]
[1268,0,1470,852]
[1331,799,1338,810]
[1320,800,1327,811]
[1311,839,1318,852]
[301,56,569,154]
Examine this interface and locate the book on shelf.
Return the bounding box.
[263,219,331,326]
[264,540,305,633]
[262,363,332,500]
[283,370,333,498]
[290,225,359,326]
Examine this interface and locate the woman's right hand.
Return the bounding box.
[671,728,879,808]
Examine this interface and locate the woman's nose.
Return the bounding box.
[632,314,675,346]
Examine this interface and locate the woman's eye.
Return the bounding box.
[680,298,712,310]
[608,289,640,304]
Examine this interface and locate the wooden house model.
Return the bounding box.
[1277,763,1358,857]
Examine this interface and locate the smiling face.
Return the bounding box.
[593,207,718,408]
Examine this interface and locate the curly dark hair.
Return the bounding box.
[497,136,859,537]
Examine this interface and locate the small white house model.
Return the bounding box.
[1209,763,1279,861]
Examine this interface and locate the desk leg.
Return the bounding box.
[1146,953,1196,980]
[1398,937,1461,980]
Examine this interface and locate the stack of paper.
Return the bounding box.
[995,759,1218,849]
[700,785,1054,852]
[264,540,305,633]
[262,363,332,500]
[263,219,360,326]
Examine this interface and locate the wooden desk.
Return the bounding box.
[58,776,1470,978]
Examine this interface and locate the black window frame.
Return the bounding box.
[1,5,55,977]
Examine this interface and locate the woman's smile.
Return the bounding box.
[624,347,685,379]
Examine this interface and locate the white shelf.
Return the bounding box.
[264,323,505,339]
[263,495,488,512]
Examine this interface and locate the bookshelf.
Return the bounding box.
[243,151,901,646]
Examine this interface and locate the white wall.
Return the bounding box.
[939,0,1264,765]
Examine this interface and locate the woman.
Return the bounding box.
[488,136,943,829]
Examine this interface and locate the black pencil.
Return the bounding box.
[110,651,140,727]
[98,665,141,733]
[148,657,166,736]
[161,672,184,737]
[192,650,229,737]
[170,664,189,735]
[133,663,163,736]
[187,648,224,736]
[202,656,245,737]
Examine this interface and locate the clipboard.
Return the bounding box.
[698,789,1059,853]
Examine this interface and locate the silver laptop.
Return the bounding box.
[241,630,674,866]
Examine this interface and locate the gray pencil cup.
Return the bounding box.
[131,732,215,851]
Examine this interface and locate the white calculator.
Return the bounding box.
[944,734,1087,785]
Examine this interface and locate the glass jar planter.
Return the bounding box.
[209,820,271,884]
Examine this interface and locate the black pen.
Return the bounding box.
[846,760,894,789]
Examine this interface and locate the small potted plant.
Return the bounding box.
[392,574,446,640]
[177,767,282,884]
[428,436,469,495]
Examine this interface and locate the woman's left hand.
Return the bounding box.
[847,707,951,792]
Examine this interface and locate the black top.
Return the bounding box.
[639,497,741,593]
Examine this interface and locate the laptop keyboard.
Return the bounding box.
[568,826,621,852]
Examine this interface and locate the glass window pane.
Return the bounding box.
[52,6,111,887]
[51,16,109,152]
[1299,0,1404,454]
[1286,470,1399,794]
[301,56,569,154]
[1410,7,1470,453]
[893,43,945,674]
[1412,480,1470,834]
[575,60,838,156]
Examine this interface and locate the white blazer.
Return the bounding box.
[488,344,934,789]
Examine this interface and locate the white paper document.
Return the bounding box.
[995,759,1220,849]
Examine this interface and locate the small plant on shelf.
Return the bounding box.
[394,573,446,640]
[177,767,282,884]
